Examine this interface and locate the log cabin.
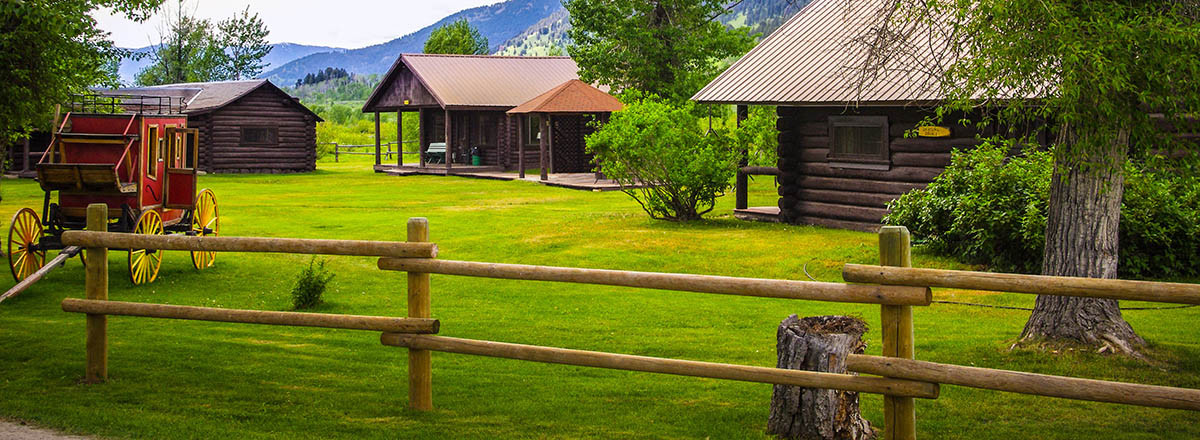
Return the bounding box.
[362,54,614,177]
[106,80,322,174]
[693,0,989,231]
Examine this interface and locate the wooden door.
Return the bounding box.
[164,128,199,209]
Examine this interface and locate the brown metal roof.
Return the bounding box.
[109,80,322,120]
[692,0,949,106]
[506,80,622,115]
[364,54,583,111]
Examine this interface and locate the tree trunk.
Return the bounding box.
[1020,124,1145,354]
[768,315,874,440]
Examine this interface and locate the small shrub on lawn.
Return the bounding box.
[885,143,1200,279]
[585,93,741,221]
[291,258,335,310]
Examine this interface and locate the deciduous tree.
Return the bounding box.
[853,0,1200,354]
[423,19,489,55]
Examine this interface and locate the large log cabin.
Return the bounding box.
[108,80,322,174]
[693,0,989,232]
[362,54,608,176]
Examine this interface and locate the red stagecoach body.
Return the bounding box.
[5,94,220,288]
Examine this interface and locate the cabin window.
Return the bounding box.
[524,115,541,146]
[241,126,278,145]
[828,116,889,170]
[145,125,160,179]
[477,114,498,146]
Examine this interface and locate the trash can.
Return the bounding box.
[470,147,482,166]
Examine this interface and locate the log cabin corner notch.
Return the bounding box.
[105,80,322,174]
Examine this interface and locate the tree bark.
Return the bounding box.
[769,315,874,440]
[1020,124,1145,354]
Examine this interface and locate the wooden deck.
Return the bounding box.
[374,164,628,191]
[734,207,782,223]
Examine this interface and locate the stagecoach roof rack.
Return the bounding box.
[67,93,188,115]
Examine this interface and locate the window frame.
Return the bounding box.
[240,126,279,146]
[827,116,890,170]
[145,125,160,180]
[524,115,542,146]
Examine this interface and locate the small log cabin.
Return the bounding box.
[693,0,990,231]
[362,54,608,175]
[107,80,322,174]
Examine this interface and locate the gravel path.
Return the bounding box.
[0,420,91,439]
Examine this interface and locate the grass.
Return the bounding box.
[0,156,1197,439]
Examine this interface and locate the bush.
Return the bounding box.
[585,94,741,221]
[885,143,1200,279]
[291,258,335,310]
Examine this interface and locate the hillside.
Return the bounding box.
[497,0,810,58]
[262,0,562,86]
[116,42,343,85]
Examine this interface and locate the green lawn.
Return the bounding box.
[0,157,1197,439]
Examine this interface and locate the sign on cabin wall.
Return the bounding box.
[918,126,952,137]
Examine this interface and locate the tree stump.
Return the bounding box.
[768,315,874,440]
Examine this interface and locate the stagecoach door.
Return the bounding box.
[164,128,200,209]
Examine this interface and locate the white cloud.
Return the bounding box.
[94,0,501,49]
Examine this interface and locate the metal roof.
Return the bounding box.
[507,80,622,115]
[108,80,322,120]
[692,0,948,106]
[365,54,583,110]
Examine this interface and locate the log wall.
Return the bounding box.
[776,106,981,231]
[193,87,317,174]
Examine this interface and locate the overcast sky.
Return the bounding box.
[94,0,500,49]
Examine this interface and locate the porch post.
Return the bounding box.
[374,112,382,166]
[518,115,525,178]
[548,115,555,174]
[418,109,426,167]
[539,115,548,181]
[445,109,453,172]
[21,137,30,173]
[735,105,749,210]
[397,110,404,166]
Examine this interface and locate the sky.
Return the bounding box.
[94,0,499,49]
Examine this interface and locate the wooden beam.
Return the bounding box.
[0,246,80,304]
[445,109,453,172]
[397,111,404,166]
[85,204,107,384]
[418,109,426,167]
[548,114,555,174]
[377,258,931,306]
[842,264,1200,305]
[374,112,382,166]
[879,226,916,440]
[539,115,548,180]
[62,231,437,259]
[518,115,525,178]
[381,334,939,399]
[736,105,749,210]
[407,218,433,410]
[62,299,439,333]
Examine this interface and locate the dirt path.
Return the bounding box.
[0,420,91,439]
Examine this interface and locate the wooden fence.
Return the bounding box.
[60,204,1200,440]
[321,141,418,162]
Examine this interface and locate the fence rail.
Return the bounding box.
[843,264,1200,304]
[321,141,418,162]
[64,204,1200,440]
[378,258,931,306]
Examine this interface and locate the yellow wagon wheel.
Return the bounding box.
[129,210,164,285]
[8,208,45,282]
[190,188,219,270]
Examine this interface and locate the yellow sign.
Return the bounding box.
[918,126,951,137]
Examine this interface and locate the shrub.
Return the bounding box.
[291,258,335,310]
[885,144,1200,279]
[585,94,741,221]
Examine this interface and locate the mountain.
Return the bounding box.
[116,42,343,85]
[497,0,810,57]
[262,0,562,86]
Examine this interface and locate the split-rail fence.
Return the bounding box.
[60,204,1200,440]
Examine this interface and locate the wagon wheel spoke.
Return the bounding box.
[129,210,164,285]
[9,208,44,282]
[191,189,219,270]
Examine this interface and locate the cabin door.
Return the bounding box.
[164,128,199,209]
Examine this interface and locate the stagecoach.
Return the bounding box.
[7,94,220,286]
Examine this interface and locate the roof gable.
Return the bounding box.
[507,80,622,115]
[692,0,947,106]
[364,54,583,111]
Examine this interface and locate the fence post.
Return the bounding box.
[85,203,108,383]
[334,143,339,163]
[879,225,915,440]
[407,218,433,410]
